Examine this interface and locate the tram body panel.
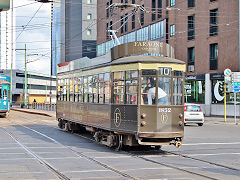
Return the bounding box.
[138,105,184,137]
[111,105,138,134]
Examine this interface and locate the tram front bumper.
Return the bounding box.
[137,132,184,146]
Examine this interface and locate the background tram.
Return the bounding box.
[0,75,10,117]
[57,41,185,148]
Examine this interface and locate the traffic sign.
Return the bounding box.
[224,68,232,76]
[232,85,240,92]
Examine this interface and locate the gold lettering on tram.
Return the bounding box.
[160,113,168,124]
[114,108,122,127]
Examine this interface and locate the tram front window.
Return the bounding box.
[158,77,171,105]
[141,77,156,105]
[3,89,7,100]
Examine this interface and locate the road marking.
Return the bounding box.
[182,142,240,146]
[95,156,130,159]
[184,152,240,157]
[62,170,111,173]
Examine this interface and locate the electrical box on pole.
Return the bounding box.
[0,0,10,11]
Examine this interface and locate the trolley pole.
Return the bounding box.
[24,44,27,107]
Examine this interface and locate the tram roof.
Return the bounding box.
[58,55,185,75]
[112,55,185,65]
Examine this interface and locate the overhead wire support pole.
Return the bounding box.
[10,0,13,105]
[24,44,27,108]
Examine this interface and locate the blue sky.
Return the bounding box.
[15,0,51,75]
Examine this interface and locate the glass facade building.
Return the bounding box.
[51,0,97,76]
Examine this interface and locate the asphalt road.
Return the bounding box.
[0,111,239,180]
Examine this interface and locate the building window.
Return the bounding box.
[158,0,162,18]
[87,13,92,20]
[110,21,113,30]
[210,9,218,36]
[187,47,195,72]
[87,0,92,4]
[106,22,109,38]
[188,0,195,8]
[87,46,92,52]
[132,0,135,4]
[170,24,175,36]
[152,0,156,21]
[137,27,149,41]
[170,0,175,6]
[132,10,135,29]
[210,43,218,70]
[210,0,217,2]
[140,5,145,26]
[121,16,124,33]
[125,13,128,32]
[150,21,165,40]
[188,15,195,40]
[87,29,92,36]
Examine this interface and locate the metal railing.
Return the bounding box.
[28,103,56,112]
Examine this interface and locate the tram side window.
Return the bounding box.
[63,79,68,101]
[126,71,138,105]
[57,79,63,101]
[3,89,7,100]
[93,75,99,103]
[99,74,104,104]
[69,79,74,102]
[83,77,88,103]
[104,73,111,104]
[78,77,83,103]
[173,71,184,105]
[74,78,79,102]
[113,72,125,104]
[0,89,2,99]
[88,76,93,103]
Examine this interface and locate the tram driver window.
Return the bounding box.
[141,76,156,105]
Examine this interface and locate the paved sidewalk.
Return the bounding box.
[11,107,56,117]
[205,116,240,125]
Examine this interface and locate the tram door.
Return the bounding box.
[0,86,9,111]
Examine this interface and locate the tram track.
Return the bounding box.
[3,113,239,180]
[70,130,240,180]
[15,125,139,180]
[0,127,70,180]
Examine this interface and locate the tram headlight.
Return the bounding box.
[141,113,147,119]
[141,121,147,127]
[178,121,183,126]
[179,113,183,119]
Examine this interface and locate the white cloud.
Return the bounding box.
[15,0,51,75]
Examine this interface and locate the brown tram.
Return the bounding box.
[56,41,185,149]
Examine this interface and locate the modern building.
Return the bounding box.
[0,0,16,70]
[51,0,97,76]
[97,0,240,116]
[0,69,56,104]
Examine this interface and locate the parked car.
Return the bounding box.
[184,103,204,126]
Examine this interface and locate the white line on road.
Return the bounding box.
[182,142,240,146]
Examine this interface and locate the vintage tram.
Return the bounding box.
[57,41,185,148]
[0,75,10,117]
